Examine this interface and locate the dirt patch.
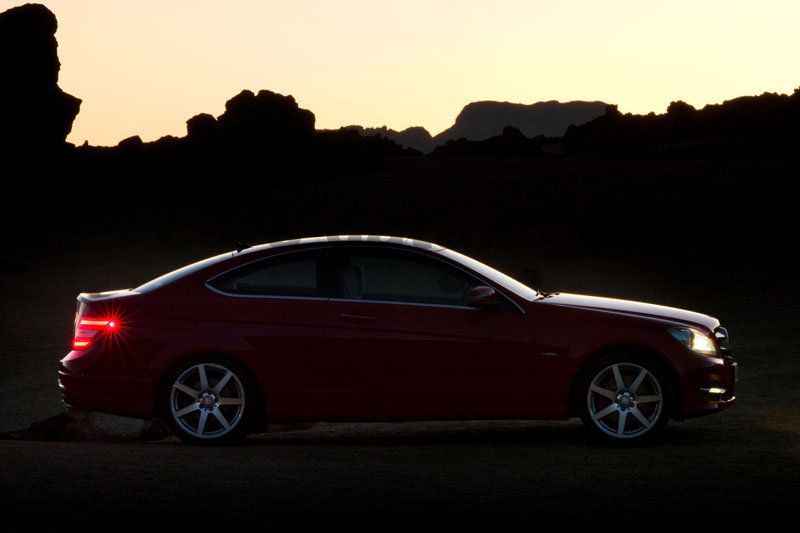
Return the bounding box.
[0,411,171,442]
[0,412,322,443]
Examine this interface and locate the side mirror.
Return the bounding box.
[467,285,497,308]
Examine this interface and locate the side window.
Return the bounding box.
[209,254,320,297]
[335,250,477,306]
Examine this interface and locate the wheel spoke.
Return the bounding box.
[217,397,244,406]
[617,410,628,436]
[637,395,662,404]
[174,383,200,399]
[593,404,618,421]
[631,407,652,429]
[212,407,231,431]
[196,410,209,435]
[630,368,648,393]
[590,384,617,400]
[213,371,234,394]
[174,403,200,417]
[198,364,210,391]
[611,364,625,391]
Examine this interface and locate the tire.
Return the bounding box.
[578,353,671,444]
[161,357,258,445]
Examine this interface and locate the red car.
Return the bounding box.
[59,236,737,444]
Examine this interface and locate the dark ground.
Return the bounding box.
[2,413,797,530]
[1,156,799,529]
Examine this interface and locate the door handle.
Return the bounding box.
[339,313,375,324]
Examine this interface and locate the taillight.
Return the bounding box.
[72,316,119,350]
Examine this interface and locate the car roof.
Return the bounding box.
[235,235,445,256]
[136,235,539,304]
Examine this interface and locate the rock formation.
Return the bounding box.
[0,3,81,153]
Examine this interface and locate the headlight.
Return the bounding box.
[669,327,718,356]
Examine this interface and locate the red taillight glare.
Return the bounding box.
[72,317,120,350]
[79,318,113,329]
[72,337,93,350]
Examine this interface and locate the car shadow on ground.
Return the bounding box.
[227,419,734,449]
[4,409,792,453]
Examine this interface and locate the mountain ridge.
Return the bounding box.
[432,99,607,145]
[345,100,607,152]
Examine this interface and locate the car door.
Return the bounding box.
[323,246,540,419]
[205,249,345,420]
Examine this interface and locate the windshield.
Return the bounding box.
[438,248,539,301]
[135,251,233,292]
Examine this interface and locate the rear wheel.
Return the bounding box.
[162,358,255,445]
[579,355,670,443]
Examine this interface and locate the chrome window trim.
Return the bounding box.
[204,287,505,312]
[205,285,477,311]
[204,283,328,302]
[328,297,475,311]
[204,244,526,313]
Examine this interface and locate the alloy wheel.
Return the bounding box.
[587,362,664,439]
[170,363,246,439]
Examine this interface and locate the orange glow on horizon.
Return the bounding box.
[4,0,799,146]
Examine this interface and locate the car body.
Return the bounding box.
[59,236,737,443]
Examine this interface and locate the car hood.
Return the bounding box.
[540,292,719,331]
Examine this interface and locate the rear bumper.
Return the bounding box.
[59,350,157,419]
[677,356,738,419]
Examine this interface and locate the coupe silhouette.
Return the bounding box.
[59,236,737,444]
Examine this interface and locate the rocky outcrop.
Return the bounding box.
[70,87,409,180]
[184,89,316,153]
[433,100,606,144]
[216,89,316,149]
[0,3,81,153]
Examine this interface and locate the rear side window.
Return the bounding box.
[209,254,321,297]
[136,252,233,293]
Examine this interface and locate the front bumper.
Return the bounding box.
[677,355,738,419]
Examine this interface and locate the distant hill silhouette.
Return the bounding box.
[433,100,606,144]
[431,126,555,158]
[564,92,800,156]
[0,3,80,154]
[346,102,605,153]
[345,126,434,153]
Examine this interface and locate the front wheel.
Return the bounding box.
[579,356,671,443]
[162,359,255,445]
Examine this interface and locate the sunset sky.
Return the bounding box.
[6,0,799,146]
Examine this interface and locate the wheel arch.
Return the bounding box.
[568,343,681,419]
